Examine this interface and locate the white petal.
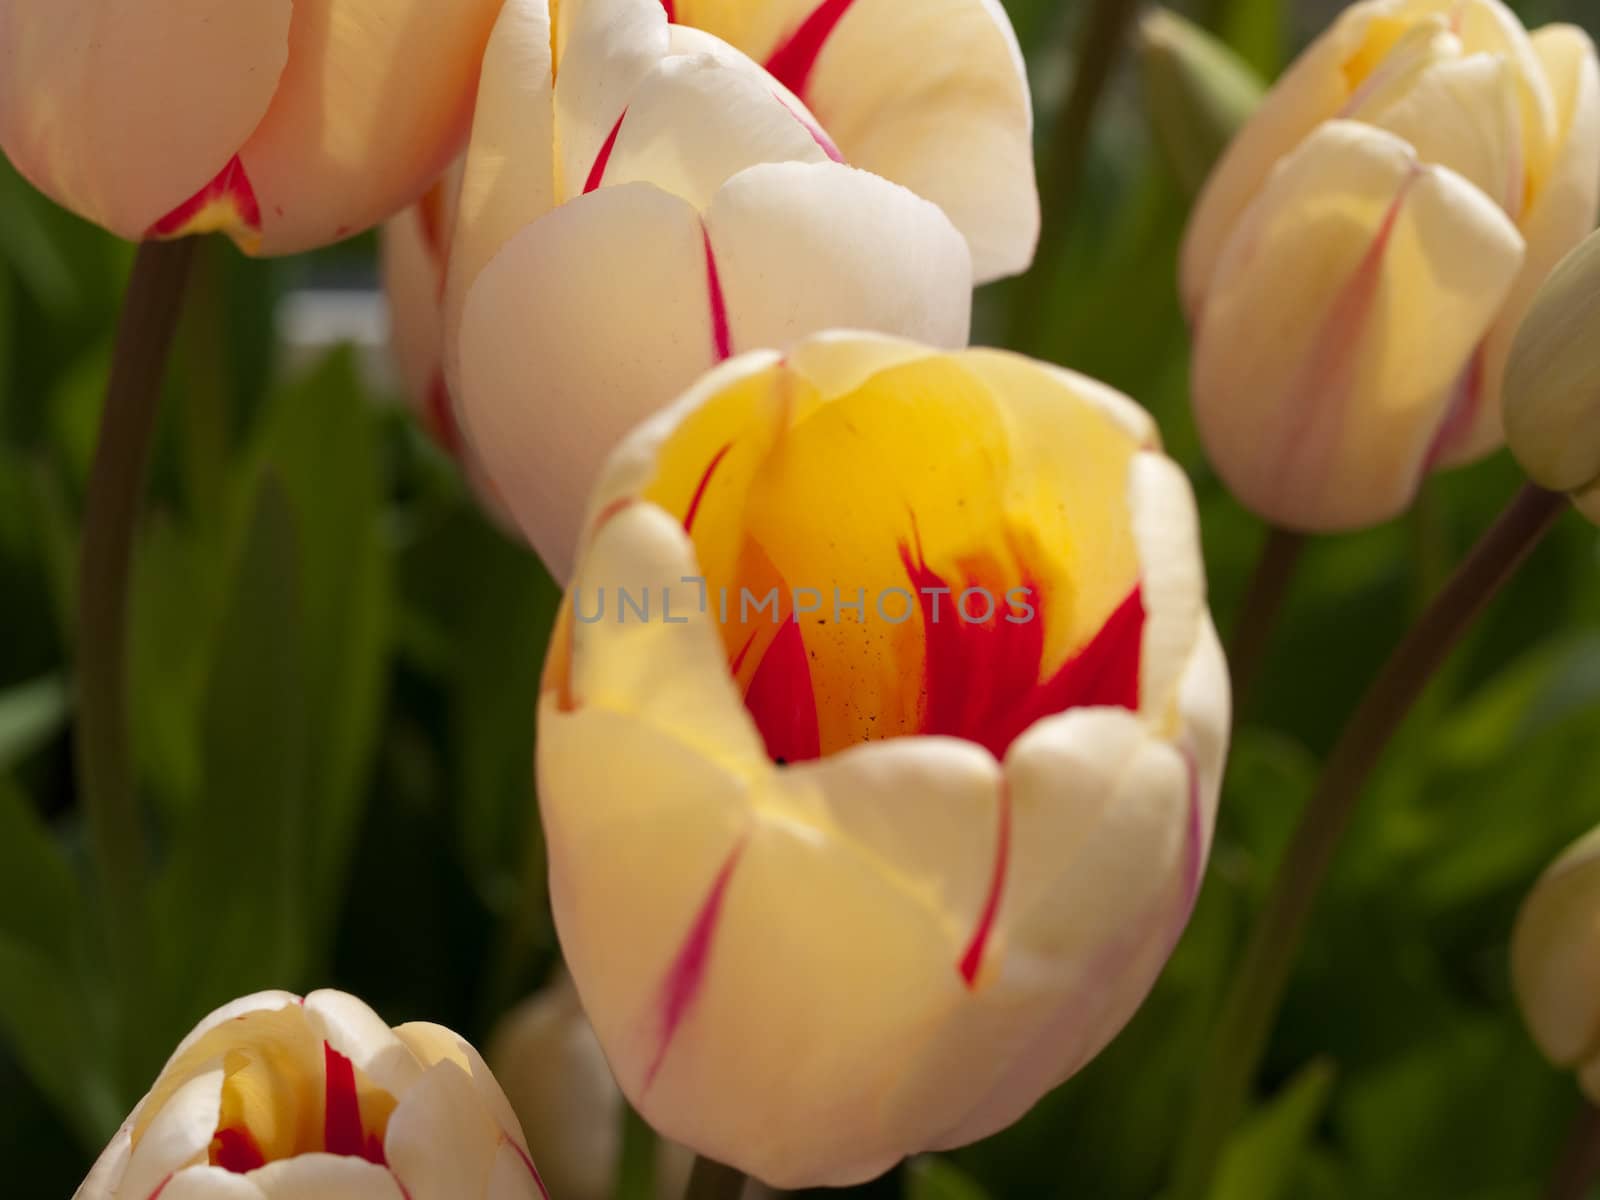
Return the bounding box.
[553,0,672,196]
[118,1068,225,1200]
[160,1167,267,1199]
[385,1061,503,1200]
[250,1154,404,1200]
[302,990,425,1101]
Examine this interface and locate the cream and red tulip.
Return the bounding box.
[1513,826,1600,1101]
[446,0,976,578]
[75,990,548,1200]
[0,0,502,254]
[1181,0,1600,531]
[538,334,1231,1187]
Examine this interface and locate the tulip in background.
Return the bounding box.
[1503,225,1600,523]
[0,0,502,254]
[489,972,701,1200]
[443,0,1011,578]
[538,333,1231,1187]
[1182,0,1600,532]
[76,990,548,1200]
[1513,826,1600,1101]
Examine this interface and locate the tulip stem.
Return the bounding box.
[1010,0,1143,355]
[683,1156,746,1200]
[1227,525,1306,714]
[76,238,196,1064]
[1168,483,1568,1200]
[1546,1102,1600,1200]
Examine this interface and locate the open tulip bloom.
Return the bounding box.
[1181,0,1600,532]
[442,0,1037,578]
[75,990,549,1200]
[538,334,1231,1187]
[0,0,504,254]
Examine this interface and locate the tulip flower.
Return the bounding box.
[75,989,549,1200]
[653,0,1039,282]
[489,972,698,1200]
[538,333,1231,1188]
[1504,227,1600,523]
[0,0,502,255]
[1513,826,1600,1100]
[449,0,974,579]
[1181,0,1600,532]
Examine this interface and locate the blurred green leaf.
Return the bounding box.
[0,163,79,318]
[1212,1058,1336,1200]
[1211,0,1284,78]
[152,477,309,1026]
[905,1156,994,1200]
[0,674,68,773]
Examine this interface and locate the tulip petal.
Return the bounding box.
[553,0,673,196]
[1513,827,1600,1065]
[302,991,426,1103]
[159,1167,267,1199]
[118,1068,225,1200]
[444,0,558,396]
[392,1022,535,1172]
[249,1154,405,1199]
[0,0,291,240]
[704,160,972,371]
[233,0,501,255]
[1128,453,1208,720]
[385,1061,506,1200]
[457,183,717,578]
[1192,120,1524,531]
[1452,24,1600,468]
[770,0,1038,282]
[594,54,828,211]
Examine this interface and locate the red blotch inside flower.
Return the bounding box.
[765,0,860,98]
[147,154,261,242]
[324,1043,387,1165]
[211,1126,267,1173]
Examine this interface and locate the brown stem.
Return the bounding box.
[1228,525,1307,714]
[1546,1102,1600,1200]
[683,1155,746,1200]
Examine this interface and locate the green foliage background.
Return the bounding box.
[2,0,1599,1196]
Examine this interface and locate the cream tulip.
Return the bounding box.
[1182,0,1600,531]
[75,990,549,1200]
[449,0,974,579]
[0,0,502,255]
[1512,826,1600,1101]
[538,333,1231,1188]
[655,0,1038,282]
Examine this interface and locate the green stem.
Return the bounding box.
[1169,483,1568,1200]
[683,1155,746,1200]
[1010,0,1143,355]
[1227,526,1306,716]
[1546,1102,1600,1200]
[75,238,196,1071]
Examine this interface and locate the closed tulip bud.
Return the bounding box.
[1513,827,1600,1100]
[1139,9,1266,197]
[1504,228,1600,521]
[488,972,698,1200]
[0,0,502,255]
[449,0,975,579]
[539,333,1232,1188]
[1183,0,1600,531]
[74,990,549,1200]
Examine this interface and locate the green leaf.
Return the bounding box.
[904,1156,994,1200]
[1212,1059,1336,1200]
[152,477,309,1031]
[0,675,68,774]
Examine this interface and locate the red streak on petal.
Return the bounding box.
[585,110,628,194]
[147,154,261,241]
[645,838,748,1089]
[701,227,734,362]
[743,616,821,763]
[212,1126,267,1173]
[775,92,846,162]
[324,1043,386,1164]
[425,372,463,459]
[148,1174,175,1199]
[503,1132,553,1200]
[899,542,1144,759]
[660,0,677,20]
[764,0,860,98]
[683,442,734,535]
[959,781,1011,987]
[729,628,760,676]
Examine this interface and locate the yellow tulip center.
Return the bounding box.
[643,353,1147,763]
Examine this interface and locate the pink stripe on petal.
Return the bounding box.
[645,838,749,1089]
[959,782,1012,987]
[683,442,734,535]
[585,111,628,194]
[502,1132,552,1200]
[774,92,846,162]
[764,0,860,98]
[148,1175,175,1200]
[701,227,734,362]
